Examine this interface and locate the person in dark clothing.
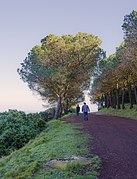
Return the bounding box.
[76,104,80,116]
[82,102,90,120]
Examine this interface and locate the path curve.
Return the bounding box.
[67,113,137,179]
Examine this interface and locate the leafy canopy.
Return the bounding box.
[18,32,102,116]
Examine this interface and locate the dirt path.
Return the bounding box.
[67,113,137,179]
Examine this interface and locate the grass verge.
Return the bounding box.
[0,118,100,179]
[99,104,137,120]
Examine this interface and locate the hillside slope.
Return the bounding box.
[0,119,100,179]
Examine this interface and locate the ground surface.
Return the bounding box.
[67,113,137,179]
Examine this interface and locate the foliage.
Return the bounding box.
[39,108,56,121]
[0,119,101,179]
[0,110,46,156]
[92,53,121,101]
[92,10,137,110]
[18,32,102,118]
[122,10,137,40]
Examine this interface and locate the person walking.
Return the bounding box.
[76,104,80,116]
[82,102,90,120]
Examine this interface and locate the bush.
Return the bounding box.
[39,108,55,121]
[0,110,46,157]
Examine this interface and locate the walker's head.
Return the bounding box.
[84,102,86,105]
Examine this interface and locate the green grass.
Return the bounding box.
[99,104,137,120]
[60,113,75,120]
[0,118,101,179]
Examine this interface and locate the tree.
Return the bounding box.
[18,32,102,118]
[92,53,122,108]
[92,11,137,110]
[122,10,137,40]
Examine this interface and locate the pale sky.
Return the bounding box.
[0,0,136,112]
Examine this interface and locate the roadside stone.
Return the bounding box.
[44,156,91,170]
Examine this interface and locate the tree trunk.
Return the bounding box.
[64,99,69,114]
[116,89,120,109]
[104,94,107,108]
[128,85,133,109]
[112,90,116,109]
[134,86,137,104]
[106,94,110,108]
[121,89,125,109]
[54,95,62,119]
[99,95,104,109]
[109,93,113,108]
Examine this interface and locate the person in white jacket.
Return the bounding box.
[82,102,90,120]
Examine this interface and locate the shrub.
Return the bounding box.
[39,108,56,121]
[0,110,46,157]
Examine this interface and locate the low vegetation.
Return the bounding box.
[0,117,101,179]
[0,110,47,157]
[99,104,137,120]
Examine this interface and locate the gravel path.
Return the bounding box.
[67,113,137,179]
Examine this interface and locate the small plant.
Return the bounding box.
[66,161,84,173]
